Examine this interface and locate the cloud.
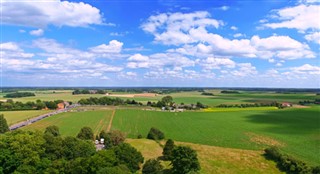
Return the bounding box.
[141,11,222,45]
[128,54,149,62]
[199,57,236,71]
[233,33,243,38]
[305,32,320,44]
[1,0,103,28]
[127,53,194,69]
[261,4,320,31]
[230,26,238,30]
[290,64,320,74]
[220,6,230,11]
[89,40,123,53]
[29,29,44,36]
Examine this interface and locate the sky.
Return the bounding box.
[0,0,319,88]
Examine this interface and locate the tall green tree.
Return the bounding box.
[113,143,144,173]
[77,127,94,140]
[171,146,200,174]
[163,139,175,160]
[161,96,173,106]
[0,114,9,133]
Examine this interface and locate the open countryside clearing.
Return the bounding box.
[22,105,320,166]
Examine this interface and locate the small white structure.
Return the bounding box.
[100,138,104,144]
[95,140,99,145]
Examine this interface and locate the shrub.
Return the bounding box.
[147,127,165,140]
[142,159,163,174]
[113,143,144,173]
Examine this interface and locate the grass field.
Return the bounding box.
[111,107,320,165]
[127,139,283,174]
[23,110,113,136]
[1,110,52,125]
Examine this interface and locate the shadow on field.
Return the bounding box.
[246,109,320,134]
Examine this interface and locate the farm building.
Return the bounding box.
[281,102,292,107]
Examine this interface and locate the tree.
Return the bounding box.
[77,127,94,140]
[163,139,175,160]
[44,125,60,137]
[147,127,165,140]
[161,96,173,106]
[171,146,200,174]
[113,143,144,173]
[0,114,9,133]
[142,159,163,174]
[104,130,126,148]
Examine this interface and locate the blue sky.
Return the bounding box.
[1,0,319,87]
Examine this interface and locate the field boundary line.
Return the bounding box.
[107,108,116,132]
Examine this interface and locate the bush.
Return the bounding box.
[147,127,165,140]
[142,159,163,174]
[103,130,126,149]
[44,125,60,137]
[264,147,312,173]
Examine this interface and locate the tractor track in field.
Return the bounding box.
[107,109,116,132]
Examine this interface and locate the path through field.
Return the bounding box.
[107,109,116,132]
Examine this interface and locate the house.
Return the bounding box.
[281,102,292,107]
[57,102,65,110]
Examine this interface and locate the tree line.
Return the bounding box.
[0,99,68,111]
[72,89,106,95]
[217,102,281,108]
[264,147,319,174]
[4,92,35,98]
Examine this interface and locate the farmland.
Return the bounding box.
[23,109,113,136]
[2,88,320,172]
[1,110,52,125]
[21,105,320,166]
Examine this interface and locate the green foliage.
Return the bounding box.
[264,147,314,174]
[77,126,94,140]
[161,96,173,105]
[62,136,96,160]
[201,92,214,96]
[147,127,165,140]
[0,114,9,133]
[97,165,131,174]
[44,125,60,137]
[163,139,175,160]
[171,146,200,174]
[103,130,126,149]
[142,159,163,174]
[113,143,144,173]
[4,92,35,98]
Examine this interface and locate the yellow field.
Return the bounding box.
[127,139,283,174]
[203,107,279,112]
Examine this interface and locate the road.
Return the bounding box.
[9,104,80,130]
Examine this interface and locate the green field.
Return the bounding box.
[1,110,52,125]
[21,106,320,165]
[23,110,113,136]
[111,107,320,165]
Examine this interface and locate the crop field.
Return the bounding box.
[23,110,113,136]
[111,107,320,165]
[1,110,52,125]
[203,107,278,112]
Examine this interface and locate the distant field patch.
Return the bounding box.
[23,110,113,136]
[1,110,52,125]
[203,107,278,112]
